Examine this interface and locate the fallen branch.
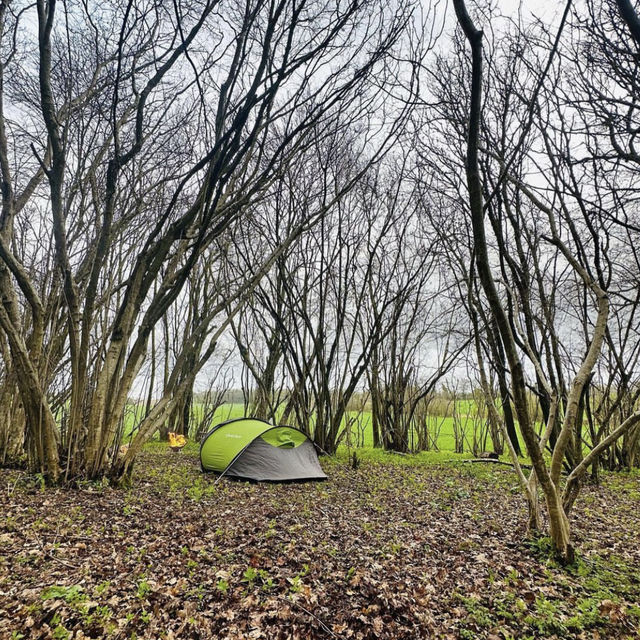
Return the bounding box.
[460,458,533,470]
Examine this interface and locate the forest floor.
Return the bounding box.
[1,447,639,640]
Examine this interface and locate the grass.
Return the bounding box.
[125,400,527,457]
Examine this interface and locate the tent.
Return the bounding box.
[200,417,327,482]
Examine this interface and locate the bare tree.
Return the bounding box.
[449,0,640,562]
[0,0,419,482]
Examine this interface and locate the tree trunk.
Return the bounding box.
[453,0,575,563]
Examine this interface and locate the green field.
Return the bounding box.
[125,400,528,458]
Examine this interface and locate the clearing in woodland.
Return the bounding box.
[1,445,639,639]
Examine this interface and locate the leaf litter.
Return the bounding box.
[0,450,638,639]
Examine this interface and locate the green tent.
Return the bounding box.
[200,417,327,482]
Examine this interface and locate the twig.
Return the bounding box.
[274,595,339,639]
[32,530,79,570]
[6,473,23,497]
[45,552,79,570]
[460,458,533,470]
